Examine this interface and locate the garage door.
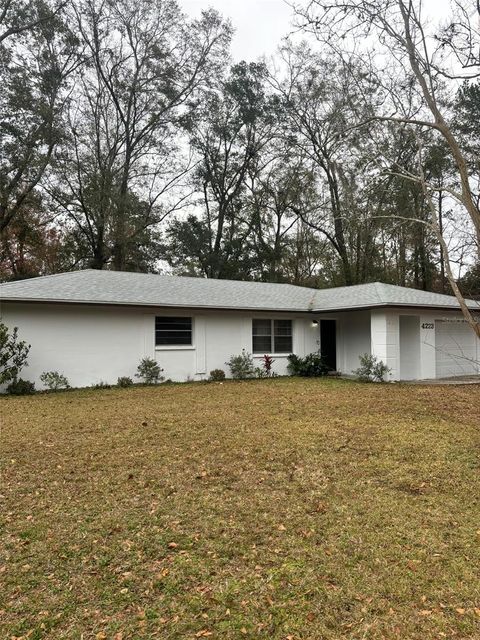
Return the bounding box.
[435,320,479,378]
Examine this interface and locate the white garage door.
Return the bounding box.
[435,320,479,378]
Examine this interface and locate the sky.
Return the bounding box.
[180,0,296,61]
[180,0,454,62]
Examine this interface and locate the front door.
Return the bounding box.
[320,319,337,371]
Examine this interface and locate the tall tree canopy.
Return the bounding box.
[0,0,478,328]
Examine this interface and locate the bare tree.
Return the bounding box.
[295,0,480,337]
[61,0,232,271]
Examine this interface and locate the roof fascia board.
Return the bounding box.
[2,297,476,314]
[0,298,311,314]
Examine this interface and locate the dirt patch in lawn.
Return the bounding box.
[1,378,479,639]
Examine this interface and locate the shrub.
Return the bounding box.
[40,371,70,391]
[255,354,276,378]
[354,353,391,382]
[209,368,226,382]
[287,352,329,377]
[7,378,35,395]
[0,322,30,385]
[117,376,134,388]
[92,381,112,389]
[136,357,164,384]
[226,350,256,380]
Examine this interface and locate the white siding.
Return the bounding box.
[371,310,400,380]
[0,304,148,388]
[339,311,371,375]
[2,302,477,387]
[0,303,320,387]
[371,308,479,381]
[399,315,420,380]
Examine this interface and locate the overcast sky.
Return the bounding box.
[180,0,453,62]
[180,0,295,61]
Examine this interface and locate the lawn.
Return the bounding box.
[1,378,479,640]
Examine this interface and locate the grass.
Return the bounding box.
[1,377,479,640]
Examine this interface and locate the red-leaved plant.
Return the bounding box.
[262,354,275,376]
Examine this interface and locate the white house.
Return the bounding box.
[0,270,479,387]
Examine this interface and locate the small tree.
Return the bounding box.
[136,357,164,384]
[0,322,30,385]
[40,371,70,391]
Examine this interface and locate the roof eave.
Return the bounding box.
[0,297,311,314]
[312,302,476,313]
[2,297,477,314]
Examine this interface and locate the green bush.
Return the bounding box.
[287,352,329,377]
[209,368,226,382]
[226,350,255,380]
[0,322,30,385]
[40,371,70,391]
[136,357,164,384]
[7,378,35,395]
[354,353,391,382]
[117,376,134,388]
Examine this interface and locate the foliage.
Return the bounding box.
[117,376,134,388]
[209,368,225,382]
[457,262,480,299]
[226,350,255,380]
[287,352,329,377]
[40,371,70,391]
[0,322,30,385]
[135,357,164,385]
[0,0,478,320]
[0,0,77,237]
[0,205,70,280]
[91,381,112,389]
[49,0,232,272]
[6,378,35,395]
[255,354,276,378]
[261,354,275,375]
[354,353,391,383]
[166,61,278,280]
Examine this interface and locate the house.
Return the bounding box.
[0,270,479,387]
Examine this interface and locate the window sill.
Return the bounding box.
[155,345,195,351]
[253,353,291,358]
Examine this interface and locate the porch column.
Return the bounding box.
[419,314,436,379]
[370,310,400,381]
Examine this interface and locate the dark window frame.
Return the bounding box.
[252,319,293,354]
[155,316,193,346]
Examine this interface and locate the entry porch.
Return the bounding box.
[314,309,480,381]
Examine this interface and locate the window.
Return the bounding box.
[274,320,293,353]
[252,319,292,354]
[155,317,192,346]
[252,319,271,353]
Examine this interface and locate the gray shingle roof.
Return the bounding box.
[311,281,479,312]
[0,270,478,313]
[0,270,317,311]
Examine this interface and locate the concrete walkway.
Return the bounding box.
[405,375,480,385]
